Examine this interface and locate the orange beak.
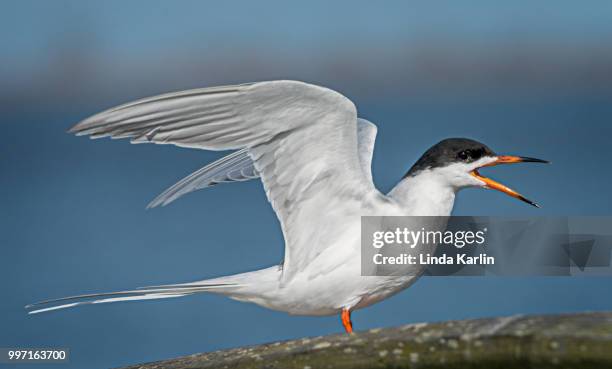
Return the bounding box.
[470,156,549,208]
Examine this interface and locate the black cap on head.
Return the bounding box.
[404,138,496,178]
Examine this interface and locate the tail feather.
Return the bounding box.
[26,282,238,314]
[26,266,281,315]
[27,293,188,314]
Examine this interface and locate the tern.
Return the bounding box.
[27,81,548,333]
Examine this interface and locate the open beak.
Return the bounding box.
[469,156,549,208]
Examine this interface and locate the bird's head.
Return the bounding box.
[405,138,549,207]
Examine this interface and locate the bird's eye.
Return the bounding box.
[471,148,483,160]
[458,150,471,161]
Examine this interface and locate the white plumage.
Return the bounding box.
[27,80,544,332]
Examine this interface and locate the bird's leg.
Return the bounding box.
[341,308,353,334]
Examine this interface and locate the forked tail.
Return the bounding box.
[26,267,280,314]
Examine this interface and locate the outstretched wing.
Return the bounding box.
[147,118,378,208]
[71,80,379,282]
[147,148,257,208]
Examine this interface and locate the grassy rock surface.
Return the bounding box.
[120,311,612,369]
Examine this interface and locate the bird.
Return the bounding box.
[26,80,548,333]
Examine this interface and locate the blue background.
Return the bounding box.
[2,1,612,368]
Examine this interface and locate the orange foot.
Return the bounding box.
[341,308,353,334]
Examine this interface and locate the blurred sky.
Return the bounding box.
[2,1,612,369]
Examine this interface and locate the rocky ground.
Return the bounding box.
[120,312,612,369]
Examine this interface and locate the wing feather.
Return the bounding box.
[147,118,378,208]
[147,149,255,208]
[71,80,379,282]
